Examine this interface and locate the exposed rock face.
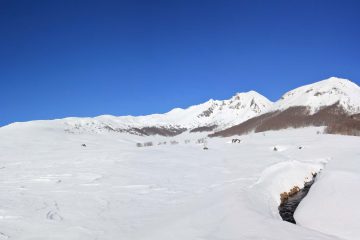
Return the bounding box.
[197,107,215,118]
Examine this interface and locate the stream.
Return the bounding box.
[278,175,317,224]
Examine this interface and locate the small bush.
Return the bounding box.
[280,186,300,204]
[144,142,153,147]
[170,140,179,145]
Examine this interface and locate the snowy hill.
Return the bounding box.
[273,77,360,113]
[212,77,360,137]
[6,90,272,136]
[74,90,272,130]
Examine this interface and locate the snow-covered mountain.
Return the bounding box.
[3,77,360,137]
[61,77,360,136]
[212,77,360,137]
[273,77,360,114]
[60,90,273,134]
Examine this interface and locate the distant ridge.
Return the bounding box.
[3,77,360,137]
[54,90,273,135]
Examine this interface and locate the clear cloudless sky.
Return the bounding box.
[1,0,360,126]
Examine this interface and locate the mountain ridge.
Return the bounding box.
[273,77,360,113]
[3,77,360,136]
[211,77,360,137]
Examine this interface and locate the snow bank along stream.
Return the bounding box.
[249,159,325,222]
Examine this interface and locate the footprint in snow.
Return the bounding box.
[46,210,63,221]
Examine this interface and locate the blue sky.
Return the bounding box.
[1,0,360,126]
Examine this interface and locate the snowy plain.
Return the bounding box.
[0,122,359,240]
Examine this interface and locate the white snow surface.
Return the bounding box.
[273,77,360,113]
[0,123,359,240]
[295,144,360,240]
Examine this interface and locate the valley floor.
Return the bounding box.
[0,123,359,240]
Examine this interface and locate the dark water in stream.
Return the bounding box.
[278,175,316,224]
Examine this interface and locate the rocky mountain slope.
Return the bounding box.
[212,77,360,137]
[4,91,273,136]
[273,77,360,113]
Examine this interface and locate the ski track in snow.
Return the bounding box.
[0,124,359,240]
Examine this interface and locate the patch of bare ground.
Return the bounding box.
[130,127,187,137]
[210,102,360,137]
[325,114,360,136]
[280,186,301,204]
[103,125,187,136]
[190,125,218,133]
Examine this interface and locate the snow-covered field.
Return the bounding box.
[0,122,359,240]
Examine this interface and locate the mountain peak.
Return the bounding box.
[274,77,360,113]
[324,76,348,81]
[233,90,262,98]
[315,76,357,87]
